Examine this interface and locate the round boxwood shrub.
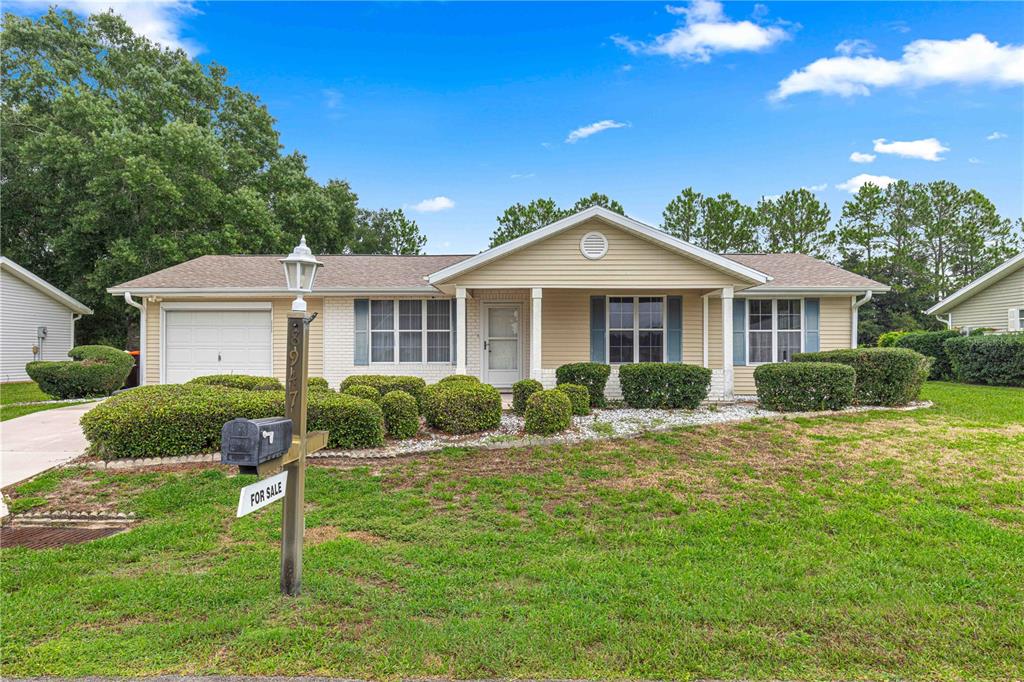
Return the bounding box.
[437,374,480,385]
[877,330,911,348]
[343,384,382,403]
[187,374,283,391]
[894,329,962,380]
[423,381,501,434]
[618,363,711,409]
[26,345,133,399]
[555,362,611,407]
[524,389,572,435]
[339,375,427,412]
[793,347,930,406]
[512,378,543,415]
[81,384,384,460]
[944,333,1024,387]
[308,377,332,392]
[556,383,590,415]
[381,390,420,439]
[754,362,855,412]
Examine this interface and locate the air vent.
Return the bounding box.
[580,231,608,260]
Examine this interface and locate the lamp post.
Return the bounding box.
[280,235,323,313]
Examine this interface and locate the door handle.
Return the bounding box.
[218,352,222,362]
[484,341,489,351]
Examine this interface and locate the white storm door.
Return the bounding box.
[483,305,521,387]
[164,309,272,383]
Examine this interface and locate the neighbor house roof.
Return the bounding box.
[0,257,93,314]
[925,251,1024,315]
[726,253,889,293]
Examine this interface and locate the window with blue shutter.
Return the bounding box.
[804,298,820,353]
[667,296,682,362]
[732,299,747,366]
[590,296,606,363]
[353,299,369,365]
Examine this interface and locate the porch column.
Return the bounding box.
[456,287,468,375]
[721,287,734,400]
[530,288,543,381]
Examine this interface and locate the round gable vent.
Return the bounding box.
[580,231,608,260]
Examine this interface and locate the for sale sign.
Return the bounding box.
[236,470,288,517]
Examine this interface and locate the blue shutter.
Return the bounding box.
[590,296,606,363]
[804,298,820,353]
[732,299,747,366]
[354,299,369,366]
[450,300,458,365]
[667,296,682,362]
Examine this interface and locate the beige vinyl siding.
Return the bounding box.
[145,298,160,385]
[452,221,748,289]
[948,265,1024,331]
[682,294,706,365]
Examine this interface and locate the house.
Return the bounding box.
[107,207,888,399]
[1,257,93,383]
[926,252,1024,334]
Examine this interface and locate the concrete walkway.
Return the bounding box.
[1,401,97,514]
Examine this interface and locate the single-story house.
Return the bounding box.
[108,207,888,399]
[1,257,93,383]
[926,252,1024,333]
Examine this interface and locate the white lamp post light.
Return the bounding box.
[279,236,323,312]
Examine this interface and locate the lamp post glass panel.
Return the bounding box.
[280,235,323,312]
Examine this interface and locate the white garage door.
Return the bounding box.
[164,309,272,384]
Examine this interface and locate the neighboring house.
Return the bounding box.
[1,257,93,383]
[926,252,1024,333]
[107,207,887,399]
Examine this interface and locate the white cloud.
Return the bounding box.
[836,39,875,57]
[13,0,202,55]
[322,89,343,110]
[772,33,1024,100]
[510,173,536,179]
[968,157,982,164]
[987,131,1007,140]
[850,151,877,164]
[873,137,949,161]
[614,0,790,63]
[836,173,898,193]
[565,119,630,144]
[412,196,455,212]
[804,182,828,191]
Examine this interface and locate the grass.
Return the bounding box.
[1,382,1022,680]
[0,381,93,421]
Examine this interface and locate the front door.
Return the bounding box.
[483,305,521,387]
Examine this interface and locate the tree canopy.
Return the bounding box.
[488,193,626,247]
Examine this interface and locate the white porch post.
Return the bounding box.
[721,287,734,400]
[531,288,543,381]
[456,287,468,375]
[701,293,710,369]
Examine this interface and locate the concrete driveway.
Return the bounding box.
[1,401,97,491]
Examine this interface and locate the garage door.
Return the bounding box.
[164,309,272,383]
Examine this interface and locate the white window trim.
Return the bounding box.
[605,295,668,364]
[369,298,452,365]
[745,297,804,366]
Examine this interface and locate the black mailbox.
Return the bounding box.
[221,417,293,469]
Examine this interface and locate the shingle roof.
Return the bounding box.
[726,253,887,291]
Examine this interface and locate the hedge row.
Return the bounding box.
[187,374,283,391]
[618,363,711,409]
[26,345,133,399]
[754,362,856,412]
[893,330,961,380]
[945,333,1024,387]
[793,347,930,406]
[81,385,384,459]
[339,375,427,411]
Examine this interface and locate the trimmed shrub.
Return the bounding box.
[339,375,427,411]
[26,345,133,399]
[423,381,501,434]
[618,363,712,409]
[308,377,332,392]
[187,374,283,391]
[754,362,855,412]
[524,389,572,435]
[343,384,382,403]
[556,383,590,416]
[894,330,961,380]
[877,331,911,348]
[81,385,384,459]
[512,379,543,415]
[381,390,420,439]
[793,347,930,406]
[555,362,611,407]
[437,374,480,385]
[944,333,1024,387]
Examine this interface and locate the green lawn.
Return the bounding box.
[2,382,1022,680]
[0,381,93,421]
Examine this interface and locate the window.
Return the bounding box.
[370,299,451,363]
[747,299,802,364]
[608,296,664,364]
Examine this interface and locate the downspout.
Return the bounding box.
[72,314,82,347]
[935,313,952,330]
[124,292,146,386]
[851,291,873,348]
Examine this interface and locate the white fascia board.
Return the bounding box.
[925,251,1024,315]
[426,206,771,285]
[740,285,891,296]
[106,286,445,297]
[0,257,93,315]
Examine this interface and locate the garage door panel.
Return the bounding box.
[164,308,272,383]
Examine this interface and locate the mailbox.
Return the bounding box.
[221,417,293,470]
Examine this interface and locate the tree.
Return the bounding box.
[351,209,426,255]
[662,187,704,242]
[837,182,886,274]
[489,198,566,247]
[661,189,759,252]
[571,193,625,215]
[756,189,833,257]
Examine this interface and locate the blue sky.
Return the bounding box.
[15,1,1024,253]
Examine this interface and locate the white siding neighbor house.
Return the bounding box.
[108,207,888,399]
[1,258,93,383]
[926,252,1024,333]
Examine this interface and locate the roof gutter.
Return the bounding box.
[123,293,146,386]
[851,290,873,348]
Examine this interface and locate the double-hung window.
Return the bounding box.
[608,296,665,363]
[370,299,451,363]
[747,298,802,364]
